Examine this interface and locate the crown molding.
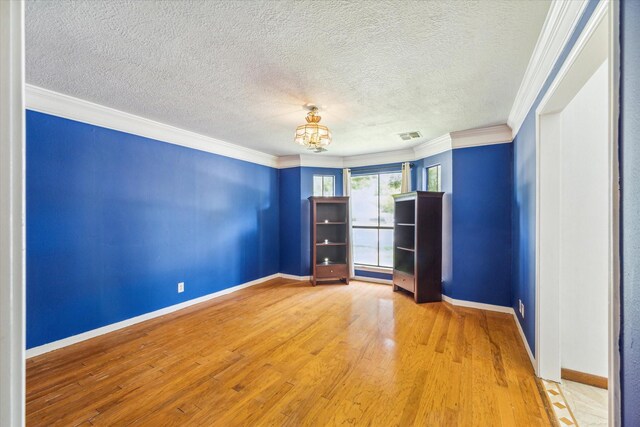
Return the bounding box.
[451,124,513,149]
[298,154,344,168]
[26,85,513,170]
[276,155,303,169]
[280,125,513,169]
[342,149,415,168]
[507,0,589,138]
[25,84,279,168]
[277,154,344,169]
[413,133,452,159]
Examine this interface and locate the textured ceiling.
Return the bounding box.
[26,0,550,157]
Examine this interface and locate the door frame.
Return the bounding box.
[0,0,26,425]
[534,0,620,424]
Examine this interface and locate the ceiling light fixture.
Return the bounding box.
[294,105,332,153]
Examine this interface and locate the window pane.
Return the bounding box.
[427,165,441,192]
[379,172,402,226]
[379,228,394,267]
[351,175,379,226]
[353,228,378,266]
[322,176,334,196]
[313,175,323,196]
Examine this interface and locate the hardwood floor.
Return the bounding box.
[26,279,552,426]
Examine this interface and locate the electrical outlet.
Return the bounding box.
[518,299,523,317]
[178,282,184,293]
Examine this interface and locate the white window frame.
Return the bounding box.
[425,164,442,192]
[351,171,401,269]
[313,174,335,197]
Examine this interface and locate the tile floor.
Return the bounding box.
[560,380,608,426]
[541,379,608,426]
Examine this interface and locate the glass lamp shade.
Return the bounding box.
[293,107,332,151]
[294,123,332,147]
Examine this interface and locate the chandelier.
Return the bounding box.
[294,106,332,153]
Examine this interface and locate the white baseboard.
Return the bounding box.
[278,273,311,281]
[352,275,392,285]
[26,274,537,373]
[441,294,535,370]
[513,311,536,370]
[441,294,514,313]
[26,272,293,359]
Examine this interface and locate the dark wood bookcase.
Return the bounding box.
[309,196,350,286]
[392,191,443,303]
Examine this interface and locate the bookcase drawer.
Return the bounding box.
[393,270,415,292]
[316,264,347,279]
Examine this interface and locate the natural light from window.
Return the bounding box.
[313,175,335,197]
[426,165,441,192]
[351,172,402,268]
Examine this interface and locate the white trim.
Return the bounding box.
[608,1,621,423]
[278,126,513,169]
[277,126,514,169]
[277,154,344,169]
[25,272,312,358]
[513,310,536,370]
[23,270,537,378]
[342,149,415,168]
[0,1,26,425]
[442,295,535,369]
[534,1,620,422]
[26,85,514,170]
[278,273,311,281]
[535,0,610,383]
[535,0,609,375]
[450,124,513,149]
[26,85,280,168]
[275,155,302,169]
[508,0,589,137]
[352,276,392,285]
[413,133,453,159]
[441,294,514,314]
[536,2,610,116]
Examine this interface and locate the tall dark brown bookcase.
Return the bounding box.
[309,196,350,286]
[392,191,443,303]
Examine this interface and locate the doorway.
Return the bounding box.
[535,1,619,425]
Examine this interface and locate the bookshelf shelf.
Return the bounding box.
[309,196,350,286]
[392,191,444,303]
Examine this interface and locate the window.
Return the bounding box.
[426,165,441,192]
[313,175,335,197]
[351,172,402,268]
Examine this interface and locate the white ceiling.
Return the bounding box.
[25,0,550,157]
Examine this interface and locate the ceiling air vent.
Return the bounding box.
[398,131,422,141]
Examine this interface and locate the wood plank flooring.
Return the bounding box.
[26,279,552,426]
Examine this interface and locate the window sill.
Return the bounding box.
[354,265,393,274]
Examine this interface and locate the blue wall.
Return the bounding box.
[452,144,512,306]
[354,269,392,281]
[300,167,343,275]
[278,166,343,277]
[620,0,640,424]
[511,0,600,353]
[278,167,302,276]
[415,151,454,292]
[27,111,280,348]
[347,149,512,309]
